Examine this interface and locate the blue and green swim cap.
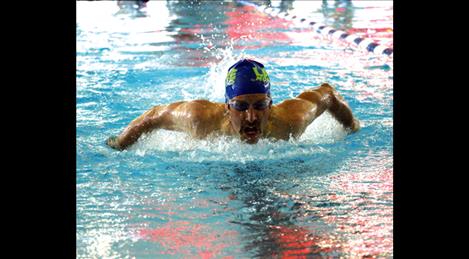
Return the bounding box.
[225,59,271,102]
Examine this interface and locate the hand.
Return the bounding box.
[320,83,360,133]
[351,118,361,132]
[106,136,122,150]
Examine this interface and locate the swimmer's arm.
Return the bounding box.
[297,83,360,132]
[106,103,182,150]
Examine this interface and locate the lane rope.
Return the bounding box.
[237,0,393,57]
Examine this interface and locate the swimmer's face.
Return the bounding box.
[226,93,272,144]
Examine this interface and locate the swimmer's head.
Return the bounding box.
[225,59,272,144]
[225,59,271,103]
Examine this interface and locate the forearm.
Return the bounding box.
[329,97,359,131]
[106,119,155,150]
[107,106,165,150]
[117,120,154,149]
[325,85,360,132]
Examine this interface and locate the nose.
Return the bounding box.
[245,107,257,123]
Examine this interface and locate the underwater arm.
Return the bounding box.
[297,83,360,132]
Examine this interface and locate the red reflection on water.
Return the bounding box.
[225,5,292,49]
[168,22,219,67]
[324,168,394,257]
[268,225,340,258]
[139,220,238,258]
[270,162,393,258]
[165,5,294,67]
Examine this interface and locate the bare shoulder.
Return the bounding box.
[185,99,222,107]
[271,83,335,120]
[296,83,334,104]
[174,100,226,136]
[274,98,317,119]
[269,99,318,138]
[180,100,225,117]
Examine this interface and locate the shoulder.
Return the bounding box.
[186,99,221,107]
[182,100,224,114]
[271,100,312,125]
[181,100,226,136]
[274,98,317,116]
[180,100,225,123]
[269,99,319,137]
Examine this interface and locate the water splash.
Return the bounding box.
[129,112,347,163]
[200,34,278,102]
[202,45,239,102]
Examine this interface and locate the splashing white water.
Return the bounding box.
[201,42,273,102]
[299,111,348,143]
[129,112,347,163]
[202,46,238,101]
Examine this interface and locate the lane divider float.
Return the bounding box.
[238,0,393,57]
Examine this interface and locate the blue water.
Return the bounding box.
[77,1,393,258]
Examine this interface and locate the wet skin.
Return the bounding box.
[106,83,360,150]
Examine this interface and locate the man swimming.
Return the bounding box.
[106,59,360,150]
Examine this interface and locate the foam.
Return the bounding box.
[129,112,347,163]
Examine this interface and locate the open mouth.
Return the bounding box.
[242,125,260,140]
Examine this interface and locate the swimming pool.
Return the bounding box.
[77,1,393,258]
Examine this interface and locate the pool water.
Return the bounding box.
[77,1,393,258]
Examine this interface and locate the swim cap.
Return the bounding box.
[225,59,271,102]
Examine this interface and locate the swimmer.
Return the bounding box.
[106,59,360,150]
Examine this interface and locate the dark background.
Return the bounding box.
[5,0,458,257]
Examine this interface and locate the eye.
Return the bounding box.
[231,101,249,111]
[253,100,270,110]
